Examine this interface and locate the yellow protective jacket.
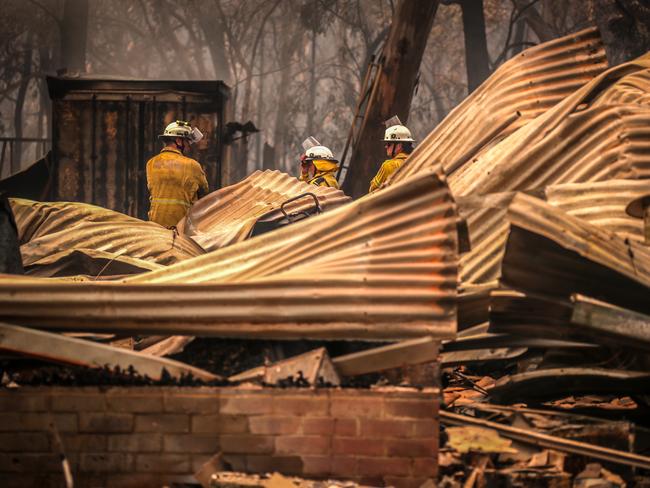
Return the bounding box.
[369,152,409,192]
[146,147,209,227]
[300,159,340,189]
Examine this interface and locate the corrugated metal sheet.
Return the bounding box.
[450,56,650,196]
[177,170,351,251]
[12,198,204,269]
[489,195,650,338]
[500,193,650,315]
[0,171,459,340]
[458,179,650,288]
[388,27,607,185]
[24,248,162,278]
[544,179,650,242]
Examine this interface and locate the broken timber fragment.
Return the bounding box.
[0,322,220,382]
[0,170,458,340]
[440,347,527,367]
[441,411,650,470]
[229,347,340,386]
[332,336,440,376]
[571,295,650,351]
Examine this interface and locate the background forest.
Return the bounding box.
[0,0,643,179]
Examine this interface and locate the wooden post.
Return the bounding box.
[341,0,439,199]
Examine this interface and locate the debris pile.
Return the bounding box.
[1,26,650,487]
[391,27,650,488]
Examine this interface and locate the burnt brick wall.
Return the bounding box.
[0,386,439,488]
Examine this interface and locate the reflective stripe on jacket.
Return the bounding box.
[146,147,209,227]
[368,152,408,193]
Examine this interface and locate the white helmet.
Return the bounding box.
[304,145,337,162]
[382,115,414,143]
[159,120,204,144]
[302,137,337,162]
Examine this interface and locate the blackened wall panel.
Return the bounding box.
[48,77,230,220]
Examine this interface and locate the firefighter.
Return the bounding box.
[369,116,415,193]
[299,137,340,189]
[146,120,209,228]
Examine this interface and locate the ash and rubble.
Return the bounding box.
[2,28,650,487]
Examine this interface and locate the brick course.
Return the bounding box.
[0,386,439,487]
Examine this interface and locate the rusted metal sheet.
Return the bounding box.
[450,56,650,196]
[459,179,650,289]
[0,322,220,381]
[0,171,459,340]
[47,77,230,219]
[12,198,204,269]
[481,194,650,341]
[177,170,351,251]
[501,193,650,315]
[489,289,574,338]
[389,27,607,185]
[24,248,162,278]
[544,179,650,242]
[571,294,650,351]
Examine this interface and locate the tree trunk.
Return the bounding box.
[342,0,439,198]
[594,0,650,66]
[509,16,528,58]
[511,0,555,43]
[60,0,89,72]
[307,28,317,135]
[13,46,33,173]
[256,42,265,166]
[196,1,231,83]
[459,0,490,93]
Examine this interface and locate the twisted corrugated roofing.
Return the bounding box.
[388,27,607,185]
[177,170,351,252]
[489,193,650,336]
[12,198,204,268]
[0,171,459,340]
[458,179,650,288]
[501,193,650,305]
[450,55,650,196]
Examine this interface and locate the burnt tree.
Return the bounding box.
[342,0,439,198]
[594,0,650,66]
[60,0,89,72]
[456,0,491,93]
